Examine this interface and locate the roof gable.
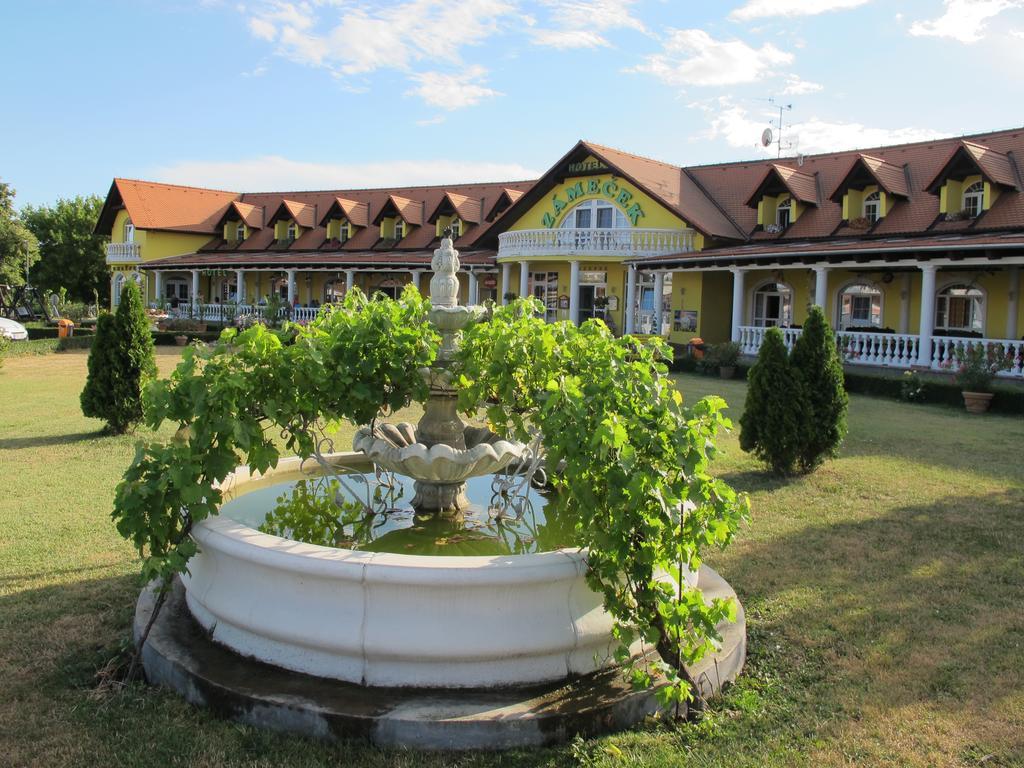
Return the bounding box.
[319,197,370,228]
[926,141,1020,193]
[372,195,424,226]
[746,164,819,208]
[484,188,524,222]
[829,154,909,202]
[215,201,264,230]
[267,199,317,228]
[427,192,483,224]
[95,178,240,236]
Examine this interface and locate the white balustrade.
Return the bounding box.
[736,325,1024,378]
[836,331,920,369]
[498,228,696,260]
[106,242,141,263]
[169,303,325,324]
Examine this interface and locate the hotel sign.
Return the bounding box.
[542,176,646,228]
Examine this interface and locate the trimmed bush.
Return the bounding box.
[80,281,156,433]
[740,327,808,475]
[26,326,95,340]
[790,306,849,472]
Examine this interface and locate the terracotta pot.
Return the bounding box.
[719,366,736,380]
[962,391,993,414]
[174,335,188,347]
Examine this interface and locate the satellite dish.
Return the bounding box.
[761,127,773,147]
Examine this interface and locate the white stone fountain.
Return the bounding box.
[134,234,746,750]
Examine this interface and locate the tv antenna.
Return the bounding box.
[757,97,793,158]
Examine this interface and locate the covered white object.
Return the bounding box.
[0,317,28,341]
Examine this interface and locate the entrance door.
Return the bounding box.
[753,282,793,327]
[578,285,607,321]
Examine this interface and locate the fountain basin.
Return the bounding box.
[185,452,693,688]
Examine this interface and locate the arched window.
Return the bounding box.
[752,281,793,328]
[838,283,883,330]
[123,219,135,243]
[394,220,406,240]
[270,276,289,300]
[235,222,246,241]
[775,197,792,228]
[935,283,984,334]
[323,280,345,304]
[863,191,881,224]
[962,181,984,218]
[560,199,629,230]
[450,217,463,238]
[286,222,298,241]
[112,272,126,305]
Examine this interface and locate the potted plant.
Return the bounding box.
[174,334,189,347]
[503,291,517,303]
[709,341,741,379]
[953,343,1012,413]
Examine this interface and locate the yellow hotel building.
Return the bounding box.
[96,129,1024,377]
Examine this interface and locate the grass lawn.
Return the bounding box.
[1,349,1022,767]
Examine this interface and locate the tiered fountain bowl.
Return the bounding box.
[136,236,746,750]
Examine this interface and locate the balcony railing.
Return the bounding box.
[498,228,696,260]
[167,303,321,324]
[106,242,141,263]
[736,325,1024,378]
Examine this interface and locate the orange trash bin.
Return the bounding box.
[688,336,705,359]
[57,318,75,338]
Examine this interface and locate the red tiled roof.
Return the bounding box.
[268,199,317,228]
[373,195,425,226]
[215,201,264,230]
[95,179,240,235]
[138,249,499,269]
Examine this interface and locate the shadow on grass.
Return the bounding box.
[0,431,103,450]
[727,486,1024,727]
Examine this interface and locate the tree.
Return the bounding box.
[740,327,807,475]
[22,195,108,303]
[790,306,848,472]
[0,181,39,286]
[81,280,155,433]
[80,313,118,424]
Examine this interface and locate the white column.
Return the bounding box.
[917,264,937,367]
[346,270,355,292]
[235,269,245,303]
[653,270,665,336]
[409,270,422,294]
[730,268,746,342]
[1007,267,1020,339]
[568,260,581,325]
[813,266,829,311]
[153,270,164,306]
[501,263,512,304]
[899,273,912,334]
[625,266,638,335]
[519,261,530,297]
[287,269,297,305]
[468,271,479,305]
[191,269,200,305]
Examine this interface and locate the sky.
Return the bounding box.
[3,0,1024,208]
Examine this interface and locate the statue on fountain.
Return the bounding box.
[353,233,530,515]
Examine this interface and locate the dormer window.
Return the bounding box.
[775,197,792,228]
[863,191,881,224]
[338,221,349,244]
[962,181,984,218]
[394,220,405,241]
[450,218,462,238]
[236,222,246,241]
[286,222,298,241]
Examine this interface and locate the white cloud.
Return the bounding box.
[730,0,871,21]
[415,115,447,126]
[248,16,277,41]
[406,66,502,110]
[629,29,793,87]
[781,74,823,95]
[240,64,268,77]
[148,156,541,191]
[245,0,515,75]
[695,100,945,155]
[530,0,645,49]
[909,0,1023,43]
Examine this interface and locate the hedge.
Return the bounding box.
[26,327,96,340]
[6,336,95,355]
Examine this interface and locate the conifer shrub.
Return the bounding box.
[80,280,156,433]
[739,327,807,475]
[790,306,848,472]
